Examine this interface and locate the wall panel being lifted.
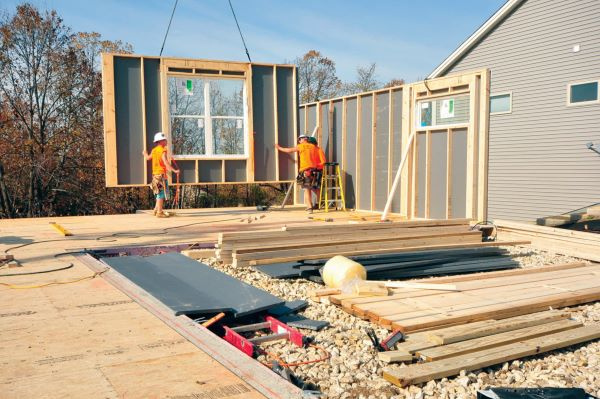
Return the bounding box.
[102,53,298,187]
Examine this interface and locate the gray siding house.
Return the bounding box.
[429,0,600,221]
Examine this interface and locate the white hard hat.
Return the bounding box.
[153,132,167,142]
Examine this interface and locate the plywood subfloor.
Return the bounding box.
[0,207,356,398]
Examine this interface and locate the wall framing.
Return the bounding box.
[299,69,490,220]
[102,53,297,187]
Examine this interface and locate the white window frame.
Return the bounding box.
[567,79,600,107]
[168,75,249,160]
[489,91,512,115]
[414,95,470,130]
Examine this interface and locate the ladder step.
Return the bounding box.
[248,332,290,344]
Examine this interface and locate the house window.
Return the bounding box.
[490,93,512,114]
[168,76,247,157]
[568,81,599,105]
[415,94,470,129]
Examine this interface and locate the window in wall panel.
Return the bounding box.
[568,81,598,105]
[416,94,470,129]
[490,93,512,114]
[167,76,247,157]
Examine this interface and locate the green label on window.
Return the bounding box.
[186,80,193,94]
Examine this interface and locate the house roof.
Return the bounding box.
[428,0,526,78]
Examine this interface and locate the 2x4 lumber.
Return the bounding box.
[246,64,255,182]
[221,220,472,242]
[242,241,528,267]
[387,284,600,332]
[495,219,600,243]
[383,325,600,387]
[498,230,600,262]
[101,53,118,186]
[273,67,279,181]
[370,269,600,321]
[400,86,411,217]
[235,232,483,262]
[233,226,476,253]
[218,218,471,242]
[425,310,570,345]
[371,93,377,211]
[361,268,599,322]
[378,349,413,363]
[477,70,490,220]
[446,129,453,218]
[418,318,582,361]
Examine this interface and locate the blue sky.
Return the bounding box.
[1,0,505,82]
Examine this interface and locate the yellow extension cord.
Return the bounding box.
[0,269,107,290]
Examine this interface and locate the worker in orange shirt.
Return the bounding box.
[308,136,326,209]
[275,135,319,212]
[142,132,180,218]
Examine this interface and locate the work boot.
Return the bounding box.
[156,211,169,218]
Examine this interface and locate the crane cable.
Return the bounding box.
[228,0,252,62]
[160,0,179,56]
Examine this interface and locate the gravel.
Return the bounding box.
[197,247,600,398]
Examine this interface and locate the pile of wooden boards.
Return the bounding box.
[310,262,600,386]
[497,219,600,262]
[381,309,600,386]
[215,218,528,267]
[315,262,600,330]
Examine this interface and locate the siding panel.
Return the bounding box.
[445,0,600,221]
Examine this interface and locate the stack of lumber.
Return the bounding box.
[312,263,600,331]
[496,219,600,262]
[380,309,600,386]
[255,247,521,282]
[216,219,527,267]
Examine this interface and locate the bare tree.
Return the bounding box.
[295,50,342,103]
[341,62,380,95]
[384,78,405,88]
[0,4,139,217]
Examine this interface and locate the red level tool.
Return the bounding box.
[223,316,307,357]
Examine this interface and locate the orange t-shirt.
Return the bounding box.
[151,145,167,175]
[315,147,326,170]
[297,142,317,171]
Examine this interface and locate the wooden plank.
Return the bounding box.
[101,53,118,186]
[383,325,600,387]
[140,57,148,183]
[235,231,482,260]
[378,349,413,363]
[477,70,490,221]
[273,65,279,182]
[246,64,255,182]
[418,319,582,361]
[387,284,600,332]
[446,129,453,218]
[371,93,377,211]
[348,267,595,317]
[387,89,394,196]
[400,87,411,217]
[242,240,527,267]
[495,219,600,243]
[425,130,431,219]
[356,95,362,210]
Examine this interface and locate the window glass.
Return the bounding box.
[213,119,244,154]
[168,77,205,115]
[209,79,244,116]
[168,76,246,156]
[171,117,205,155]
[570,82,598,104]
[416,95,470,129]
[490,93,511,114]
[419,101,432,127]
